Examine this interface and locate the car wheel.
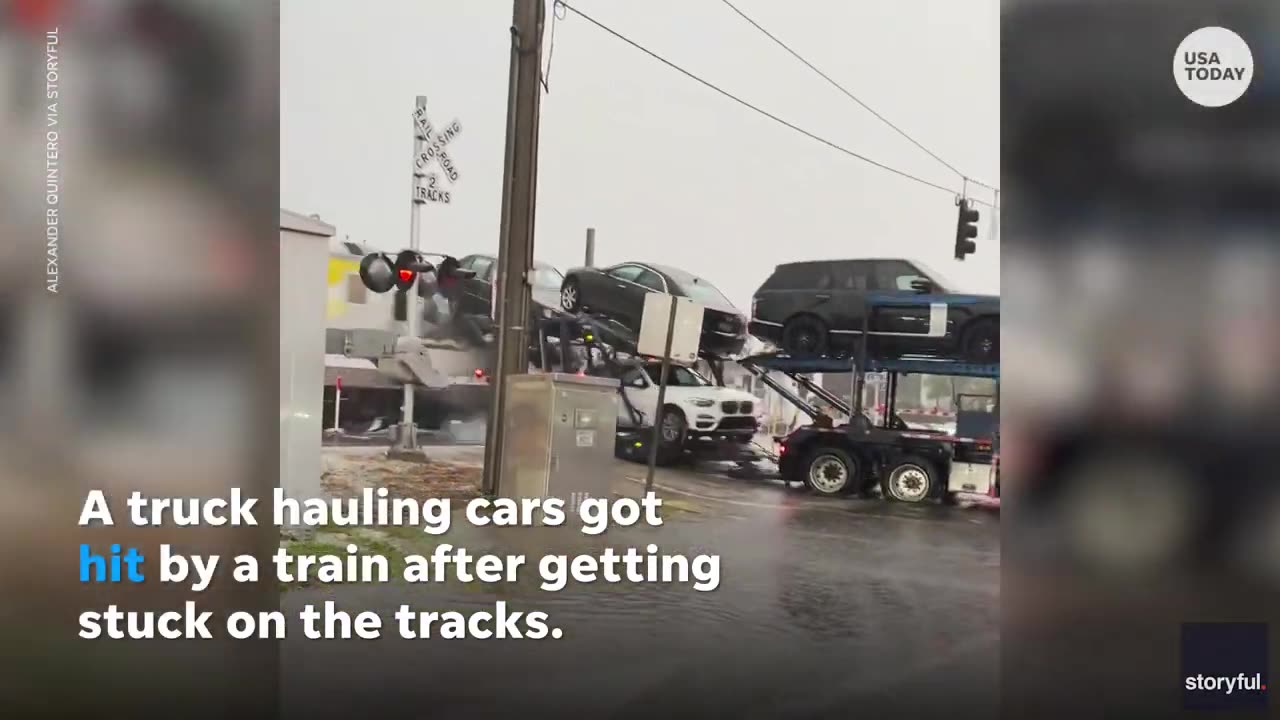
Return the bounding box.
[655,405,686,465]
[560,278,582,313]
[805,447,857,496]
[962,318,999,363]
[882,456,937,503]
[782,315,828,355]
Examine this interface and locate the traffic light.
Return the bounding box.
[954,200,979,260]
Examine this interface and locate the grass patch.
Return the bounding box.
[283,538,347,557]
[376,522,444,552]
[659,498,702,516]
[279,526,420,592]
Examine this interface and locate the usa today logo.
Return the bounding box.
[1174,27,1254,107]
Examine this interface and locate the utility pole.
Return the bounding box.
[584,227,596,267]
[396,94,429,453]
[482,0,544,495]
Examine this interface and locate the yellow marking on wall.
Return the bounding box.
[327,256,360,320]
[328,257,360,287]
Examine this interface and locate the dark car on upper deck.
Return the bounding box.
[559,262,748,357]
[447,254,565,321]
[749,258,1000,363]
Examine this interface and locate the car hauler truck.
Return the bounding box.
[737,294,1000,503]
[742,354,999,502]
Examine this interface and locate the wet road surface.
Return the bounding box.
[284,449,999,719]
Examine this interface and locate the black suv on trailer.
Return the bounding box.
[749,258,1000,362]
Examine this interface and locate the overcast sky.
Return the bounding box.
[281,0,999,309]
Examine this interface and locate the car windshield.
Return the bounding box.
[648,264,735,308]
[533,265,563,289]
[644,364,711,387]
[681,281,732,307]
[673,277,733,307]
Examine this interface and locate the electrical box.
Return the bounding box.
[499,373,619,515]
[637,294,704,365]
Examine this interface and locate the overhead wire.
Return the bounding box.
[554,1,996,208]
[719,0,998,195]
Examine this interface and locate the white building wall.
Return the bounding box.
[279,218,331,503]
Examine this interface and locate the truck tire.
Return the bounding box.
[882,455,937,503]
[804,446,858,497]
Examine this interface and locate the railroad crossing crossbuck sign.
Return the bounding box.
[412,105,462,205]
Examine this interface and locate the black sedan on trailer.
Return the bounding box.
[559,262,748,357]
[446,254,565,319]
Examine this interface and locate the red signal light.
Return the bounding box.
[393,250,421,292]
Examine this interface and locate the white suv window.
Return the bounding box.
[620,368,648,388]
[644,365,710,387]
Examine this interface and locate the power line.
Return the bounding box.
[556,2,995,208]
[719,0,998,195]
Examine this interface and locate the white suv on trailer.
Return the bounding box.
[614,361,760,448]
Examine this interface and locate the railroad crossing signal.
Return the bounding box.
[954,199,980,260]
[357,250,474,295]
[358,252,396,293]
[393,250,421,292]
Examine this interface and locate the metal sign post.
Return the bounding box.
[393,95,464,455]
[395,95,429,452]
[333,375,342,433]
[644,297,680,493]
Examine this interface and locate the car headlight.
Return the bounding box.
[689,398,715,407]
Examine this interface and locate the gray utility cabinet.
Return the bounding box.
[499,373,619,509]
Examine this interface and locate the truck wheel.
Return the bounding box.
[882,456,937,503]
[805,447,858,496]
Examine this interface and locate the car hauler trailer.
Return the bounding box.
[738,295,1001,503]
[741,353,999,502]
